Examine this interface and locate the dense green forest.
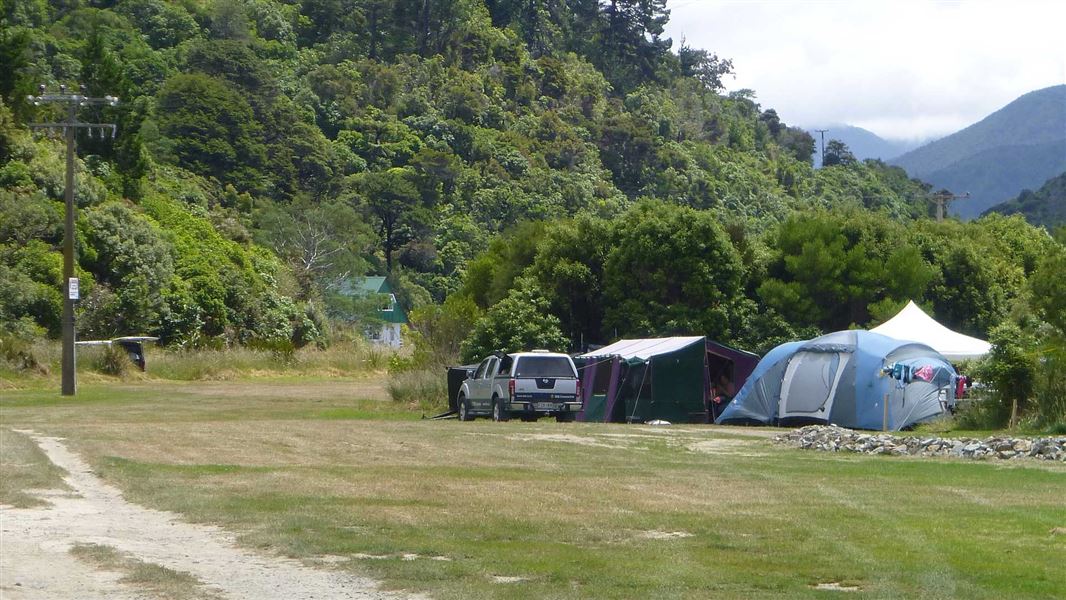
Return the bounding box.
[2,0,1064,427]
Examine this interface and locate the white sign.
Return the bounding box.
[68,277,79,300]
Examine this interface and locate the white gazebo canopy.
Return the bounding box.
[871,301,991,361]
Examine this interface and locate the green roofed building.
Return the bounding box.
[336,276,407,347]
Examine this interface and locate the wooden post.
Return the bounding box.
[1010,398,1019,430]
[883,394,890,431]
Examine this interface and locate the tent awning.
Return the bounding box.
[579,337,705,361]
[870,301,991,361]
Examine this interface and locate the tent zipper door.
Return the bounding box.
[778,351,852,422]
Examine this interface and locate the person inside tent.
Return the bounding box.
[708,372,735,422]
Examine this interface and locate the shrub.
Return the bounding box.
[0,326,49,374]
[968,323,1037,428]
[94,344,130,377]
[953,393,1006,431]
[387,368,448,413]
[1032,335,1066,431]
[406,294,480,369]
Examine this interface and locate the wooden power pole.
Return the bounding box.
[27,84,119,396]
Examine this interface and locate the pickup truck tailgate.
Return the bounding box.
[513,377,578,400]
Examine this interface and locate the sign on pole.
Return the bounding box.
[68,277,79,300]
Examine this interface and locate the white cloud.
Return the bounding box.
[665,0,1066,140]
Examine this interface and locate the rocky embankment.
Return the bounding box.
[775,425,1066,462]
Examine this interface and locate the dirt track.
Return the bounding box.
[0,431,423,600]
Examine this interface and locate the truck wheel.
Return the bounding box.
[556,413,575,423]
[458,395,473,421]
[492,397,510,422]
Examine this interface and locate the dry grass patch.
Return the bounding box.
[506,432,636,449]
[0,428,70,507]
[69,543,223,600]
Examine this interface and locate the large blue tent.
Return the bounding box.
[716,330,957,431]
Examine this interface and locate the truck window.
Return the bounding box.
[484,357,498,379]
[514,356,575,378]
[474,358,491,379]
[498,355,513,374]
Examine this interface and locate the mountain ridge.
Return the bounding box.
[890,85,1066,218]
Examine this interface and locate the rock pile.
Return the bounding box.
[775,425,1066,462]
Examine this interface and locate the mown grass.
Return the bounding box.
[2,380,1064,599]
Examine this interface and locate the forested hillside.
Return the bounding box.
[985,172,1066,229]
[1,0,1062,371]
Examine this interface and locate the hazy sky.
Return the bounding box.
[663,0,1066,142]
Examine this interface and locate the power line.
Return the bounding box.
[26,84,119,396]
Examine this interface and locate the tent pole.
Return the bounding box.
[629,362,650,423]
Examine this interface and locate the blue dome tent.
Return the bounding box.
[716,330,958,431]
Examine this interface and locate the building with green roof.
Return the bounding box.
[336,276,407,347]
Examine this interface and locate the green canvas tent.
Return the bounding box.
[578,337,759,424]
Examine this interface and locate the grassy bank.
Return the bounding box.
[0,340,397,388]
[2,379,1064,599]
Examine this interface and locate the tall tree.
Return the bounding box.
[154,73,267,191]
[677,41,733,91]
[758,211,935,331]
[602,201,745,339]
[351,167,432,273]
[597,0,671,92]
[258,199,370,298]
[823,139,856,167]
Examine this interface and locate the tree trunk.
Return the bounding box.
[384,218,394,273]
[418,0,430,56]
[368,3,380,59]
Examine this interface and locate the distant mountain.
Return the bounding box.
[984,171,1066,229]
[806,125,920,167]
[890,85,1066,219]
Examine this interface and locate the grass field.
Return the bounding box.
[2,378,1064,599]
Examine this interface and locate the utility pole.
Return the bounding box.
[929,190,970,223]
[27,84,119,396]
[815,129,828,167]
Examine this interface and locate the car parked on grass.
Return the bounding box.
[456,351,582,422]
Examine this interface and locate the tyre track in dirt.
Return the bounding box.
[0,431,426,600]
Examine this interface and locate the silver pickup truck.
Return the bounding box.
[456,351,582,422]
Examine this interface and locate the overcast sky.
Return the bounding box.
[663,0,1066,142]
